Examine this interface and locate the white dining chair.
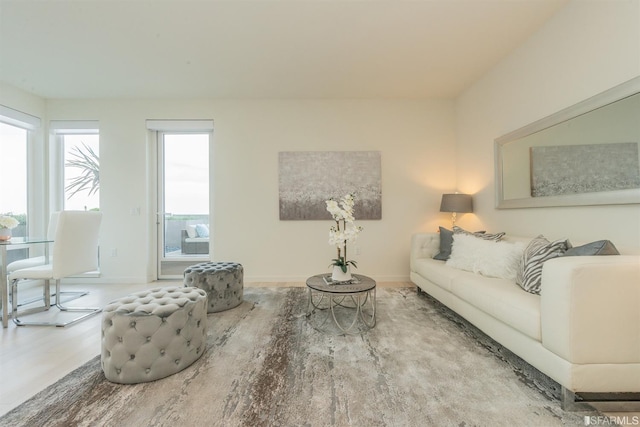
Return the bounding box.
[6,212,59,309]
[8,210,103,327]
[6,212,59,273]
[5,212,89,310]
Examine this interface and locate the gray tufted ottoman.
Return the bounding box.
[183,262,244,313]
[101,286,208,384]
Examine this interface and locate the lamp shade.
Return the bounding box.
[440,193,473,213]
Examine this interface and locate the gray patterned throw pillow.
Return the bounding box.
[454,226,505,242]
[563,240,619,256]
[516,235,570,295]
[433,226,505,261]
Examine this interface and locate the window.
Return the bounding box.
[62,134,100,210]
[0,106,41,239]
[0,122,28,236]
[0,105,42,264]
[160,132,210,257]
[50,121,100,211]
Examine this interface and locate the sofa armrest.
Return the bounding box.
[410,233,440,272]
[540,255,640,364]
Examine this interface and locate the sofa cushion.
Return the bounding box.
[451,274,542,341]
[433,226,504,260]
[412,258,468,292]
[185,237,209,243]
[446,233,524,280]
[516,235,570,295]
[564,240,619,256]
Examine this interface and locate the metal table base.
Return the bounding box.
[305,274,376,335]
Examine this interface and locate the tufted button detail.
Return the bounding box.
[101,286,207,384]
[182,262,243,314]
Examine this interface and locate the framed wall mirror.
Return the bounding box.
[495,76,640,209]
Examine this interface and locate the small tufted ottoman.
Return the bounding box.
[101,286,208,384]
[183,262,244,313]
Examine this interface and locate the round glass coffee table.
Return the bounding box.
[305,273,376,334]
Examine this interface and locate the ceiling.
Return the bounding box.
[0,0,569,99]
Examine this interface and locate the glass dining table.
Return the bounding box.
[0,237,53,328]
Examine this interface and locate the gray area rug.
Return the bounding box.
[0,287,591,426]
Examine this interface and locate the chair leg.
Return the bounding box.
[10,279,51,325]
[44,279,51,309]
[12,279,101,327]
[15,278,87,309]
[11,279,50,309]
[1,275,7,329]
[51,279,101,327]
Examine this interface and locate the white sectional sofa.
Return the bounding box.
[410,231,640,409]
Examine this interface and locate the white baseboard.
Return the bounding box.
[61,276,156,285]
[244,275,411,283]
[58,275,412,285]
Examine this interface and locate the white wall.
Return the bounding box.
[455,0,640,249]
[6,0,638,284]
[45,98,456,282]
[0,82,46,116]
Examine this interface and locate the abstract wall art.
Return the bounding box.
[530,142,640,197]
[278,151,382,220]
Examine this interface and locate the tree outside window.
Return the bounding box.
[63,135,99,210]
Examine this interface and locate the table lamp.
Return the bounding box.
[440,193,473,227]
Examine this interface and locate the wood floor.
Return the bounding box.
[0,280,413,417]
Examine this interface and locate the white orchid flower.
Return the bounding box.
[325,194,364,273]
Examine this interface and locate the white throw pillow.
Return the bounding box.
[446,233,524,281]
[186,225,197,238]
[195,223,210,238]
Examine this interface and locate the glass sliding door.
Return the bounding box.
[158,132,210,278]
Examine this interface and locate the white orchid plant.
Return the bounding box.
[326,194,363,273]
[0,215,19,229]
